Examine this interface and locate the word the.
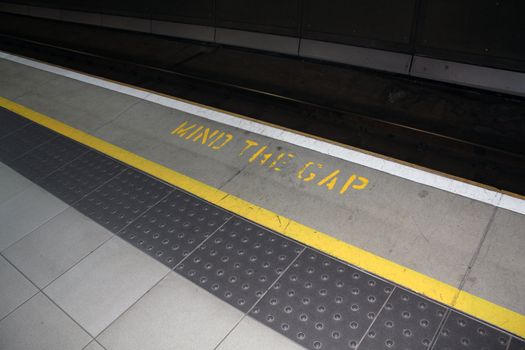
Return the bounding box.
[239,140,295,171]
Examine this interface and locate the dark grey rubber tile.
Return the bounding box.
[509,337,525,350]
[358,288,446,350]
[433,311,510,350]
[39,150,126,205]
[250,249,394,350]
[119,189,232,268]
[0,107,31,139]
[74,169,173,233]
[176,217,304,312]
[0,123,57,163]
[10,135,89,182]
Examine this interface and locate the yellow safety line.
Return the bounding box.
[1,96,523,338]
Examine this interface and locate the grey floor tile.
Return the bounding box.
[0,292,91,350]
[0,185,69,252]
[216,316,305,350]
[463,209,525,315]
[98,272,244,350]
[0,163,33,205]
[0,59,60,100]
[15,92,117,133]
[45,237,169,336]
[3,207,112,288]
[83,341,106,350]
[28,75,142,128]
[0,255,38,319]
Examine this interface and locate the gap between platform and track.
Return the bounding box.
[1,50,525,216]
[1,95,524,339]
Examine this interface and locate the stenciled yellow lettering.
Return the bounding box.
[171,121,196,137]
[339,174,357,194]
[193,128,219,145]
[249,146,268,163]
[297,162,323,182]
[317,170,340,190]
[207,132,225,148]
[352,176,369,190]
[271,153,295,171]
[185,126,203,140]
[239,140,259,156]
[211,133,233,150]
[260,152,273,165]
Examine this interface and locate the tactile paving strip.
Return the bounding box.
[39,150,126,205]
[176,217,304,312]
[119,190,232,268]
[10,135,89,181]
[0,123,58,163]
[433,311,510,350]
[509,337,525,350]
[74,168,173,233]
[358,287,445,350]
[250,249,393,350]
[0,107,31,139]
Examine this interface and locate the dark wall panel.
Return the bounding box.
[216,0,300,36]
[23,0,61,7]
[301,0,417,52]
[57,0,100,13]
[150,0,214,26]
[416,0,525,71]
[2,0,524,71]
[97,0,151,18]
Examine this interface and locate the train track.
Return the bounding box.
[0,31,524,194]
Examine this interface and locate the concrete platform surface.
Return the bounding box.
[0,55,524,349]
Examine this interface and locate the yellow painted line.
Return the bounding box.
[1,96,524,338]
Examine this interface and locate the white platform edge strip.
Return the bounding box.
[2,51,524,215]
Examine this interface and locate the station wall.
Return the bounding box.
[1,0,524,83]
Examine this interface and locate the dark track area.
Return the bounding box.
[1,12,524,195]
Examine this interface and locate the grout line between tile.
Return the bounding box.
[454,206,499,302]
[0,164,128,255]
[212,246,307,350]
[428,309,452,350]
[0,253,94,345]
[354,286,398,350]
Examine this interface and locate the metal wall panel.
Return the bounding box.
[97,0,151,18]
[216,0,300,36]
[416,0,525,72]
[301,0,417,52]
[57,0,100,13]
[150,0,214,26]
[23,0,61,7]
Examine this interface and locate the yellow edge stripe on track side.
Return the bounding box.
[1,96,523,338]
